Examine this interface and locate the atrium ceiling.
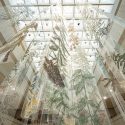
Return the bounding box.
[8,0,115,70]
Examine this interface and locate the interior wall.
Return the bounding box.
[116,0,125,20]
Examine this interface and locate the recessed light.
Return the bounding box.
[78,23,80,26]
[103,96,107,100]
[12,87,15,91]
[109,89,113,92]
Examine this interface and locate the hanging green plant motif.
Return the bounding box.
[43,17,69,87]
[71,69,94,95]
[113,52,125,74]
[42,12,110,124]
[45,68,103,125]
[69,68,104,125]
[49,88,69,113]
[71,99,102,125]
[49,29,69,67]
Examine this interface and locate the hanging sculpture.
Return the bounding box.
[41,5,111,125]
[43,16,69,87]
[68,24,79,50]
[0,3,112,125]
[77,5,111,48]
[2,53,31,88]
[0,21,38,89]
[113,52,125,74]
[43,57,65,87]
[68,46,98,125]
[16,55,31,86]
[2,50,11,62]
[21,72,42,118]
[0,22,38,54]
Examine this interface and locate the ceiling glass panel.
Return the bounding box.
[63,6,73,18]
[86,48,96,55]
[87,55,95,61]
[82,32,89,40]
[75,0,87,4]
[82,41,92,48]
[28,7,39,19]
[74,20,83,30]
[9,0,24,5]
[88,0,100,4]
[34,32,44,41]
[51,0,62,4]
[40,7,51,19]
[64,20,74,28]
[76,32,83,39]
[25,0,37,5]
[100,0,115,4]
[38,0,50,4]
[75,6,82,18]
[44,32,53,40]
[63,0,74,4]
[42,21,52,31]
[99,5,113,13]
[25,32,34,41]
[51,6,63,16]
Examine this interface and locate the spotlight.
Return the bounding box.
[78,23,80,26]
[103,96,107,100]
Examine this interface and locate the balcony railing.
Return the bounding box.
[108,85,125,122]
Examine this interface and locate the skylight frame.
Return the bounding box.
[8,0,115,69]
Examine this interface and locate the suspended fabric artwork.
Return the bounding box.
[43,57,65,87]
[0,22,38,54]
[43,15,69,88]
[68,24,79,50]
[21,72,43,118]
[40,5,111,124]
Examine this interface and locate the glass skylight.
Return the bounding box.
[8,0,115,69]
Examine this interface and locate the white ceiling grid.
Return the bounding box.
[9,0,115,70]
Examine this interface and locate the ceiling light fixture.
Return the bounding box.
[78,23,80,26]
[109,89,113,92]
[103,96,107,100]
